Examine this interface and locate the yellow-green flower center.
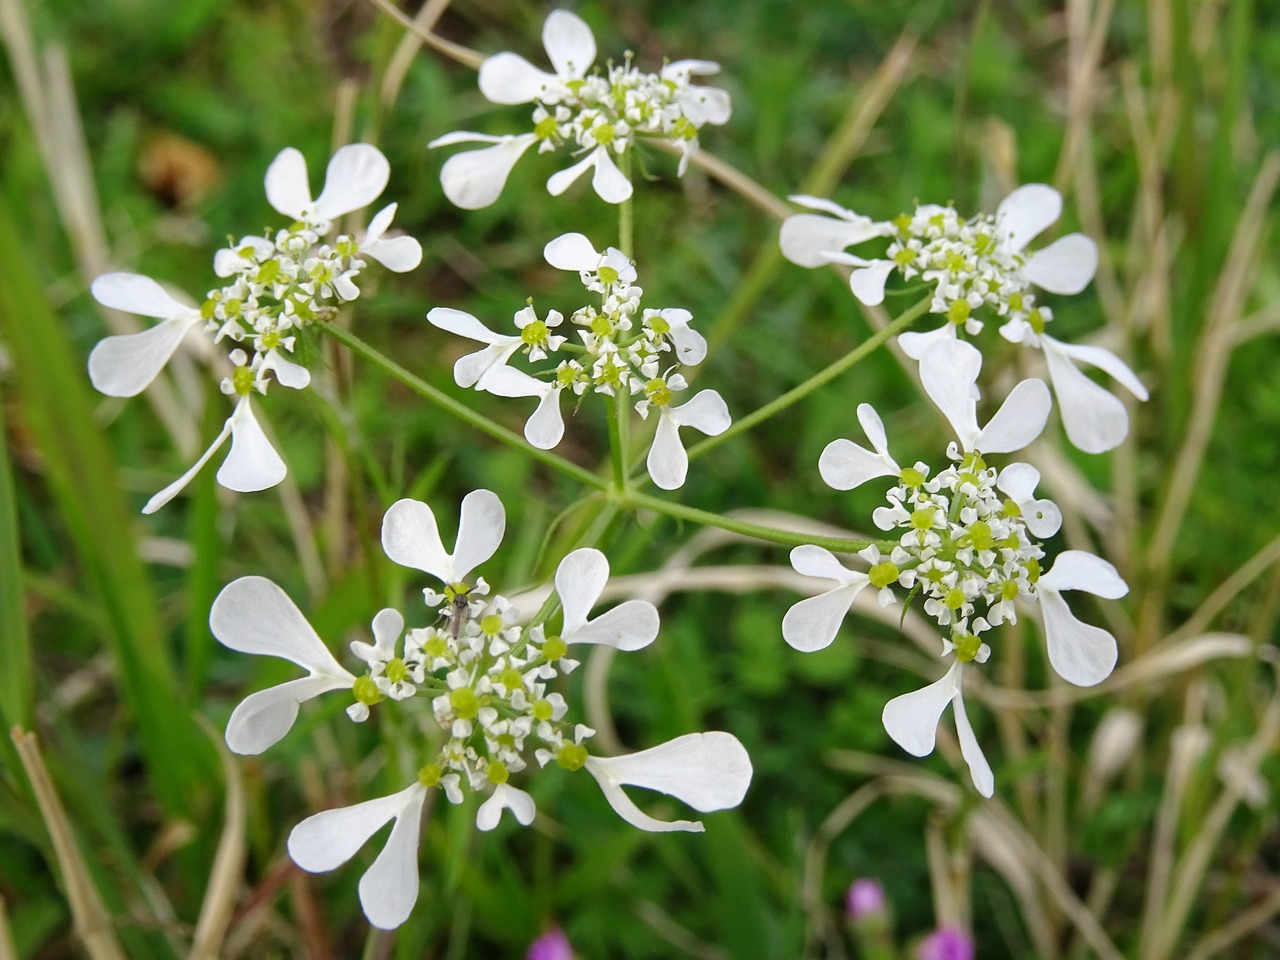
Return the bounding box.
[486,761,509,784]
[417,762,442,787]
[449,687,479,719]
[542,636,568,661]
[353,676,381,706]
[953,633,983,662]
[232,366,255,396]
[869,561,900,589]
[557,743,588,771]
[521,320,549,346]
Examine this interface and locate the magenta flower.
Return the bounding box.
[845,878,887,919]
[528,927,574,960]
[919,926,975,960]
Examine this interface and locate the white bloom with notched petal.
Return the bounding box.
[265,143,390,229]
[381,490,505,589]
[480,365,575,450]
[646,389,731,490]
[882,658,994,798]
[994,462,1062,538]
[782,545,871,652]
[778,195,890,269]
[554,548,659,651]
[142,392,285,514]
[546,147,632,204]
[476,782,537,831]
[430,131,540,210]
[348,608,420,711]
[479,9,597,106]
[426,306,523,389]
[210,576,356,755]
[818,403,901,491]
[87,273,203,397]
[544,232,637,293]
[920,339,1050,455]
[584,732,752,833]
[993,184,1098,294]
[287,782,427,930]
[1036,551,1127,686]
[359,203,423,273]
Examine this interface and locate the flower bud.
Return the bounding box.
[527,928,573,960]
[918,926,975,960]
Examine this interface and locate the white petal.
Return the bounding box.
[225,676,350,755]
[555,548,608,635]
[661,310,707,366]
[451,489,506,583]
[818,439,898,491]
[90,272,192,319]
[211,575,350,674]
[779,214,881,268]
[381,498,451,582]
[647,412,688,491]
[313,144,390,221]
[897,323,956,360]
[264,147,311,220]
[848,260,896,306]
[678,84,732,126]
[1022,499,1062,538]
[995,461,1041,502]
[857,403,891,457]
[217,399,287,493]
[670,389,731,436]
[362,236,423,273]
[143,418,234,514]
[1039,550,1128,599]
[952,682,995,797]
[288,784,420,873]
[543,232,600,271]
[371,608,404,652]
[545,151,597,198]
[542,9,595,79]
[426,306,504,345]
[587,770,703,833]
[476,782,536,832]
[788,544,860,584]
[1043,340,1130,453]
[996,183,1062,254]
[881,662,960,757]
[781,583,867,652]
[359,787,427,930]
[439,135,537,210]
[475,364,544,399]
[428,130,506,149]
[920,339,984,450]
[1039,588,1118,686]
[976,378,1051,453]
[364,203,397,243]
[1025,234,1097,294]
[480,51,559,103]
[261,350,312,390]
[588,149,632,204]
[567,600,660,651]
[1046,337,1148,401]
[525,388,566,449]
[664,59,721,80]
[585,731,751,833]
[88,311,202,397]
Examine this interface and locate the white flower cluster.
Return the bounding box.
[429,232,730,489]
[783,340,1129,797]
[87,145,422,513]
[780,184,1148,452]
[431,10,731,209]
[210,489,752,929]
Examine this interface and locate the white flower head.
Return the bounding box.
[288,782,428,930]
[554,548,660,651]
[426,306,524,389]
[584,732,753,833]
[381,490,506,591]
[882,659,994,798]
[210,576,356,755]
[818,403,901,491]
[360,203,424,273]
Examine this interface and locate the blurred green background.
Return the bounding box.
[2,0,1279,957]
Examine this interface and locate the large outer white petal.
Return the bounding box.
[848,260,896,306]
[1038,588,1118,686]
[778,214,882,268]
[1046,337,1149,400]
[1042,339,1130,453]
[359,786,427,930]
[288,784,421,873]
[952,683,995,797]
[524,388,566,449]
[898,323,956,360]
[566,600,660,651]
[476,782,536,832]
[647,411,688,491]
[439,135,537,210]
[677,84,732,126]
[920,339,983,450]
[585,731,752,833]
[976,378,1051,453]
[996,462,1062,538]
[789,544,860,585]
[224,675,351,755]
[313,144,390,221]
[555,548,608,635]
[672,389,731,436]
[781,582,866,652]
[882,662,959,757]
[660,309,707,366]
[1025,234,1097,294]
[543,232,600,271]
[260,349,311,390]
[819,439,898,490]
[451,489,506,582]
[142,420,232,514]
[264,147,311,220]
[996,183,1062,254]
[90,272,192,318]
[362,235,423,273]
[381,498,450,581]
[479,53,557,104]
[546,148,633,204]
[542,9,595,79]
[1039,550,1128,599]
[426,306,504,345]
[88,311,203,397]
[217,398,287,493]
[211,575,347,671]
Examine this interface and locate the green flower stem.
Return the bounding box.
[621,489,874,554]
[685,296,932,464]
[318,322,608,492]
